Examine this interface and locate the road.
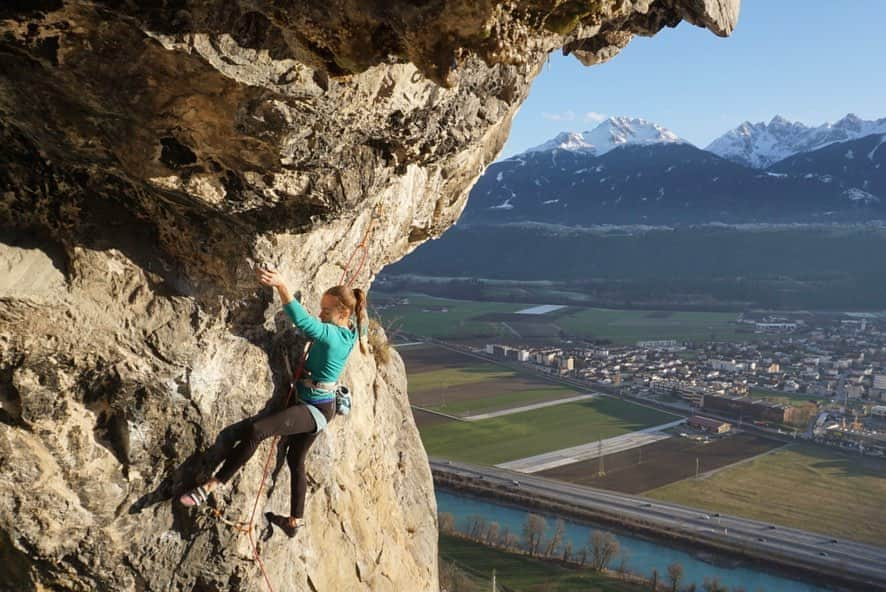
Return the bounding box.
[431,458,886,591]
[496,418,684,473]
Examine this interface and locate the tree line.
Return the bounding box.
[439,511,763,592]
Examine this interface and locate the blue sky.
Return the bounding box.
[498,0,886,159]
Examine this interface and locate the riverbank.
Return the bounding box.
[433,461,883,591]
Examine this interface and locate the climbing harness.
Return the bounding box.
[202,205,382,592]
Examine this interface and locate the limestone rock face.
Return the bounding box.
[0,2,739,590]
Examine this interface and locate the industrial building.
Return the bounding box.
[687,415,732,434]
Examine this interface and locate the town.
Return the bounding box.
[476,311,886,457]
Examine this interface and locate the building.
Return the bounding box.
[873,374,886,391]
[755,322,798,332]
[709,359,744,373]
[688,415,731,434]
[637,339,679,349]
[872,406,886,419]
[701,393,788,424]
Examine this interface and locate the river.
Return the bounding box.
[437,488,838,592]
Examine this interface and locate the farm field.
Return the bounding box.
[537,433,784,494]
[440,534,646,592]
[647,443,886,546]
[377,293,753,345]
[375,294,531,341]
[419,397,679,466]
[749,388,830,408]
[401,344,581,417]
[556,308,749,345]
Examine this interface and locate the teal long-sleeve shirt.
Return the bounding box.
[283,299,357,389]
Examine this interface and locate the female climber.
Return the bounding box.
[179,267,366,537]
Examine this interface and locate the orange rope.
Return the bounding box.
[340,205,382,287]
[208,206,382,591]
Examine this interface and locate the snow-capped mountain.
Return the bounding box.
[457,115,886,226]
[524,116,686,156]
[706,114,886,169]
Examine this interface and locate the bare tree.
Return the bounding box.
[505,532,520,551]
[562,541,573,563]
[616,556,631,581]
[703,577,726,592]
[589,530,620,571]
[497,526,511,548]
[438,560,474,592]
[650,568,659,591]
[438,512,456,535]
[577,547,588,567]
[667,562,684,592]
[522,513,547,557]
[467,514,487,540]
[485,521,500,545]
[544,518,567,557]
[686,584,697,592]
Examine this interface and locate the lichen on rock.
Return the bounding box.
[0,1,739,590]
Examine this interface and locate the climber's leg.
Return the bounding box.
[287,432,318,520]
[265,401,334,536]
[177,404,318,506]
[214,404,318,483]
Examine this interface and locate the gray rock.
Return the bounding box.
[0,1,739,590]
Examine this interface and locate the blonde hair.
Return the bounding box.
[324,285,367,354]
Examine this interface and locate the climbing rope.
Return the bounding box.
[204,205,383,592]
[339,204,383,287]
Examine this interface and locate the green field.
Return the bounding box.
[557,308,749,345]
[647,443,886,546]
[420,397,679,465]
[749,388,829,407]
[377,293,751,345]
[408,364,514,393]
[405,351,580,417]
[440,534,645,592]
[429,386,581,416]
[375,294,527,340]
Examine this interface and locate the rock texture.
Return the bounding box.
[0,2,739,591]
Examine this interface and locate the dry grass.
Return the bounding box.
[367,318,393,365]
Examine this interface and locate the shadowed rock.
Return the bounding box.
[0,1,739,590]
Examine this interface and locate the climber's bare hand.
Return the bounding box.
[257,267,285,288]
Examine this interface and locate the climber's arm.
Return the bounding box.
[257,268,328,341]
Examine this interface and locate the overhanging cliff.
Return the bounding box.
[0,2,739,590]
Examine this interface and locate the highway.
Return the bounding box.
[431,458,886,591]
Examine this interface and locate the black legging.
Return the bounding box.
[215,400,336,518]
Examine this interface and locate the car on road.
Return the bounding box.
[819,551,829,557]
[700,514,711,520]
[511,480,520,487]
[641,502,653,508]
[767,525,776,530]
[757,537,766,542]
[829,539,838,544]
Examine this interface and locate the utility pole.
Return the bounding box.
[492,569,496,592]
[695,457,700,479]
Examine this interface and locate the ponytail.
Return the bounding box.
[353,288,367,354]
[324,285,367,354]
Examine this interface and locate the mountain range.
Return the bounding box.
[460,115,886,226]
